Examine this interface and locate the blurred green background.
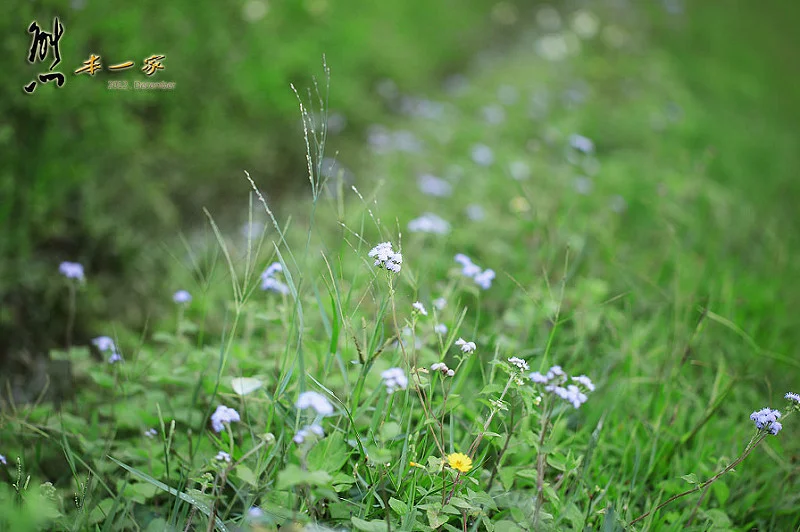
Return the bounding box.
[0,0,527,381]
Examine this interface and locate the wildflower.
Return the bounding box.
[471,144,494,166]
[466,204,485,221]
[408,213,451,235]
[92,336,116,353]
[108,352,123,364]
[173,290,192,304]
[433,297,447,311]
[144,428,158,438]
[446,452,473,473]
[455,254,482,278]
[509,160,531,181]
[455,338,476,354]
[59,261,85,281]
[785,392,800,404]
[295,391,334,416]
[293,424,324,444]
[248,507,264,519]
[434,324,448,335]
[417,174,452,197]
[569,134,594,154]
[381,367,409,394]
[412,301,428,316]
[215,451,231,463]
[529,372,549,384]
[546,365,565,380]
[210,405,241,433]
[409,461,425,468]
[431,362,454,377]
[474,269,496,290]
[368,242,403,273]
[508,357,529,371]
[0,455,6,466]
[750,408,782,434]
[572,375,596,392]
[260,262,289,294]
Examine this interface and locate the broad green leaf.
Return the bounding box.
[351,517,389,531]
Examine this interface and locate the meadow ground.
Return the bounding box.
[2,2,800,531]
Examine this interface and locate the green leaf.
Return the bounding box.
[712,480,730,505]
[235,465,259,487]
[680,473,699,485]
[427,509,448,528]
[388,497,409,516]
[307,433,350,474]
[380,421,402,441]
[276,464,332,489]
[493,521,524,532]
[351,517,389,531]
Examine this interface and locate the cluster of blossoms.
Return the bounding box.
[508,357,530,372]
[568,133,595,154]
[369,242,403,273]
[173,290,192,304]
[294,391,333,445]
[454,254,495,289]
[93,336,122,364]
[144,428,158,438]
[455,338,476,354]
[433,298,446,311]
[434,324,448,335]
[408,213,451,235]
[0,454,6,466]
[59,261,85,281]
[750,408,782,435]
[260,262,289,294]
[215,451,231,463]
[530,365,595,409]
[431,362,455,377]
[417,174,453,197]
[211,405,241,433]
[412,301,428,316]
[382,367,408,394]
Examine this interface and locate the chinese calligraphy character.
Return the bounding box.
[108,61,135,71]
[141,55,165,76]
[74,54,102,75]
[24,17,66,94]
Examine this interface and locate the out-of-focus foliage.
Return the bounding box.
[0,0,525,366]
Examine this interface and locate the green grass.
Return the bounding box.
[3,1,800,530]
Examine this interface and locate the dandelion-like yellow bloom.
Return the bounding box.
[446,452,473,473]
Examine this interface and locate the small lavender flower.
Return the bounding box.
[471,144,495,166]
[529,372,549,384]
[0,454,6,465]
[260,262,289,294]
[572,375,596,392]
[408,213,451,234]
[211,405,241,433]
[509,161,531,181]
[369,242,403,273]
[144,428,158,438]
[295,391,334,416]
[173,290,192,304]
[293,424,324,444]
[769,422,783,435]
[417,174,453,197]
[381,367,408,394]
[455,338,476,354]
[434,324,448,335]
[474,269,496,290]
[433,297,447,311]
[466,204,485,221]
[546,365,565,380]
[785,392,800,404]
[215,451,231,463]
[108,352,123,364]
[750,408,782,433]
[413,301,428,316]
[455,254,482,278]
[59,261,85,281]
[569,134,594,154]
[508,357,529,371]
[93,336,116,352]
[248,507,264,519]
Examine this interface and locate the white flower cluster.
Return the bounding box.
[454,254,495,289]
[369,242,403,273]
[408,213,451,235]
[455,338,476,354]
[295,391,334,416]
[381,367,408,394]
[261,262,289,294]
[508,357,530,371]
[530,365,595,409]
[431,362,455,377]
[293,424,324,444]
[412,301,428,316]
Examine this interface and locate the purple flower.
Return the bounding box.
[381,367,408,394]
[0,454,6,465]
[785,392,800,404]
[108,352,123,364]
[210,405,241,433]
[92,336,116,352]
[59,261,85,281]
[260,262,289,294]
[750,408,782,434]
[173,290,192,304]
[295,391,334,416]
[369,242,402,273]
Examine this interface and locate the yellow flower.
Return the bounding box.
[446,452,473,473]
